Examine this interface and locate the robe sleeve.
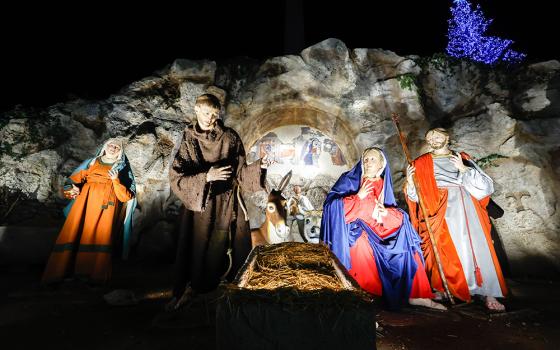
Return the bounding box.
[343,195,403,237]
[112,178,135,202]
[343,194,365,223]
[300,196,314,211]
[69,168,90,185]
[169,137,211,212]
[460,162,494,200]
[236,140,266,193]
[379,208,404,235]
[405,182,419,202]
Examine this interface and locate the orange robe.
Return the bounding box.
[42,160,134,283]
[344,178,434,299]
[406,153,508,301]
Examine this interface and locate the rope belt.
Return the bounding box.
[86,174,115,209]
[219,184,249,281]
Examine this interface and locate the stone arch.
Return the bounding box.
[227,103,360,166]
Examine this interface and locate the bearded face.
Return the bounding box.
[426,131,449,150]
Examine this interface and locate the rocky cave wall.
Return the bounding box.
[1,38,559,279]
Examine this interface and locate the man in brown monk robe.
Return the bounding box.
[167,93,270,310]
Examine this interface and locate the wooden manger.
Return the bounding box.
[216,242,376,350]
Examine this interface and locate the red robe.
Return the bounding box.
[344,178,433,298]
[406,153,508,301]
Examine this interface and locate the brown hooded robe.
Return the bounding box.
[169,120,265,296]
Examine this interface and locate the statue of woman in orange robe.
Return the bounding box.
[42,138,137,284]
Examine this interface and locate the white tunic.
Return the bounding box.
[407,155,503,297]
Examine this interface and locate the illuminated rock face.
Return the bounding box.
[1,38,559,278]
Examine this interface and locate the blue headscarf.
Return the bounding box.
[320,147,424,309]
[63,138,137,259]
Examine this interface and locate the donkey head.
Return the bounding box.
[263,170,292,243]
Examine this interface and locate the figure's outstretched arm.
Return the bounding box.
[69,167,90,185]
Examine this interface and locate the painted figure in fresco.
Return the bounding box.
[167,94,271,311]
[42,138,137,284]
[405,128,508,311]
[262,143,273,159]
[301,138,321,166]
[321,147,445,310]
[323,139,346,166]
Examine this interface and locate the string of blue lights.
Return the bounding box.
[446,0,526,64]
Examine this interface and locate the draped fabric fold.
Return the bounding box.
[43,140,136,284]
[320,150,427,309]
[405,153,508,301]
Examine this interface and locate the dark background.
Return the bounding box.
[1,0,557,111]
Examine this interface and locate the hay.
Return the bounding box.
[243,242,344,292]
[226,242,373,306]
[216,242,376,350]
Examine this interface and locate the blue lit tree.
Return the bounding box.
[446,0,526,65]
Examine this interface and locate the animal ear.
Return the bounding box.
[278,170,292,192]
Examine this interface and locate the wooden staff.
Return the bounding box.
[391,113,455,304]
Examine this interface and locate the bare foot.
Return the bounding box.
[409,298,447,311]
[432,291,444,301]
[485,296,505,312]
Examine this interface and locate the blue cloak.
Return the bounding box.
[320,150,424,309]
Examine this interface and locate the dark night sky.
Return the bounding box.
[1,0,558,111]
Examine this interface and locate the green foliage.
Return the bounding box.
[416,53,454,72]
[475,153,508,169]
[396,73,417,92]
[428,52,454,71]
[396,73,424,105]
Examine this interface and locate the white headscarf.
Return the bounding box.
[95,137,126,171]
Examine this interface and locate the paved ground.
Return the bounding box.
[1,261,559,349]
